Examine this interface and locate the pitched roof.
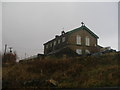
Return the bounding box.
[66,25,99,38]
[44,25,99,45]
[43,34,66,45]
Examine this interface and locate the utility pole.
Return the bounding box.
[4,44,7,55]
[3,44,7,63]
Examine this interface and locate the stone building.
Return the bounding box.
[43,22,102,57]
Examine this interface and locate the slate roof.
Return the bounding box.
[66,25,99,38]
[44,25,99,45]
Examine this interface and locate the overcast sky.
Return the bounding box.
[2,2,118,59]
[0,2,2,53]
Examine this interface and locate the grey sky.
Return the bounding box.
[2,2,118,59]
[0,2,2,53]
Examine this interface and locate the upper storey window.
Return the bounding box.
[46,44,48,49]
[85,36,90,46]
[58,39,61,44]
[76,35,81,45]
[54,41,56,46]
[50,43,52,47]
[62,37,65,42]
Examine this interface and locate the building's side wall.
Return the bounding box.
[44,28,100,55]
[67,29,99,54]
[44,34,68,55]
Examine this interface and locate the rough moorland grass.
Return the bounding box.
[2,52,120,88]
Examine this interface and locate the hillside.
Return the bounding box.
[2,52,120,89]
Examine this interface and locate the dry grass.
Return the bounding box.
[2,52,120,88]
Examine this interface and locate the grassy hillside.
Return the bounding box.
[2,52,120,88]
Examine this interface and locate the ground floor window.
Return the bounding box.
[76,49,82,55]
[85,49,90,54]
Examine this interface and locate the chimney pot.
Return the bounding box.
[61,31,65,35]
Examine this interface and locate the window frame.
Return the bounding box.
[46,44,48,49]
[54,41,56,46]
[85,36,90,46]
[76,35,81,45]
[76,49,82,55]
[58,39,61,44]
[62,37,65,42]
[50,43,52,47]
[85,49,90,54]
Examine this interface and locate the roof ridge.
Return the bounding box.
[44,25,99,45]
[67,25,99,38]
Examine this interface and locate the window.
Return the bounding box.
[54,41,56,46]
[58,39,61,44]
[85,49,90,54]
[50,43,52,47]
[85,36,90,46]
[76,49,82,55]
[76,35,81,45]
[62,37,65,42]
[46,45,48,49]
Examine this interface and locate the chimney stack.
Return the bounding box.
[55,35,59,38]
[61,31,65,35]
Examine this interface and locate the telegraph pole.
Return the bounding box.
[3,44,7,63]
[4,44,7,55]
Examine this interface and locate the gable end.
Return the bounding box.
[67,26,99,39]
